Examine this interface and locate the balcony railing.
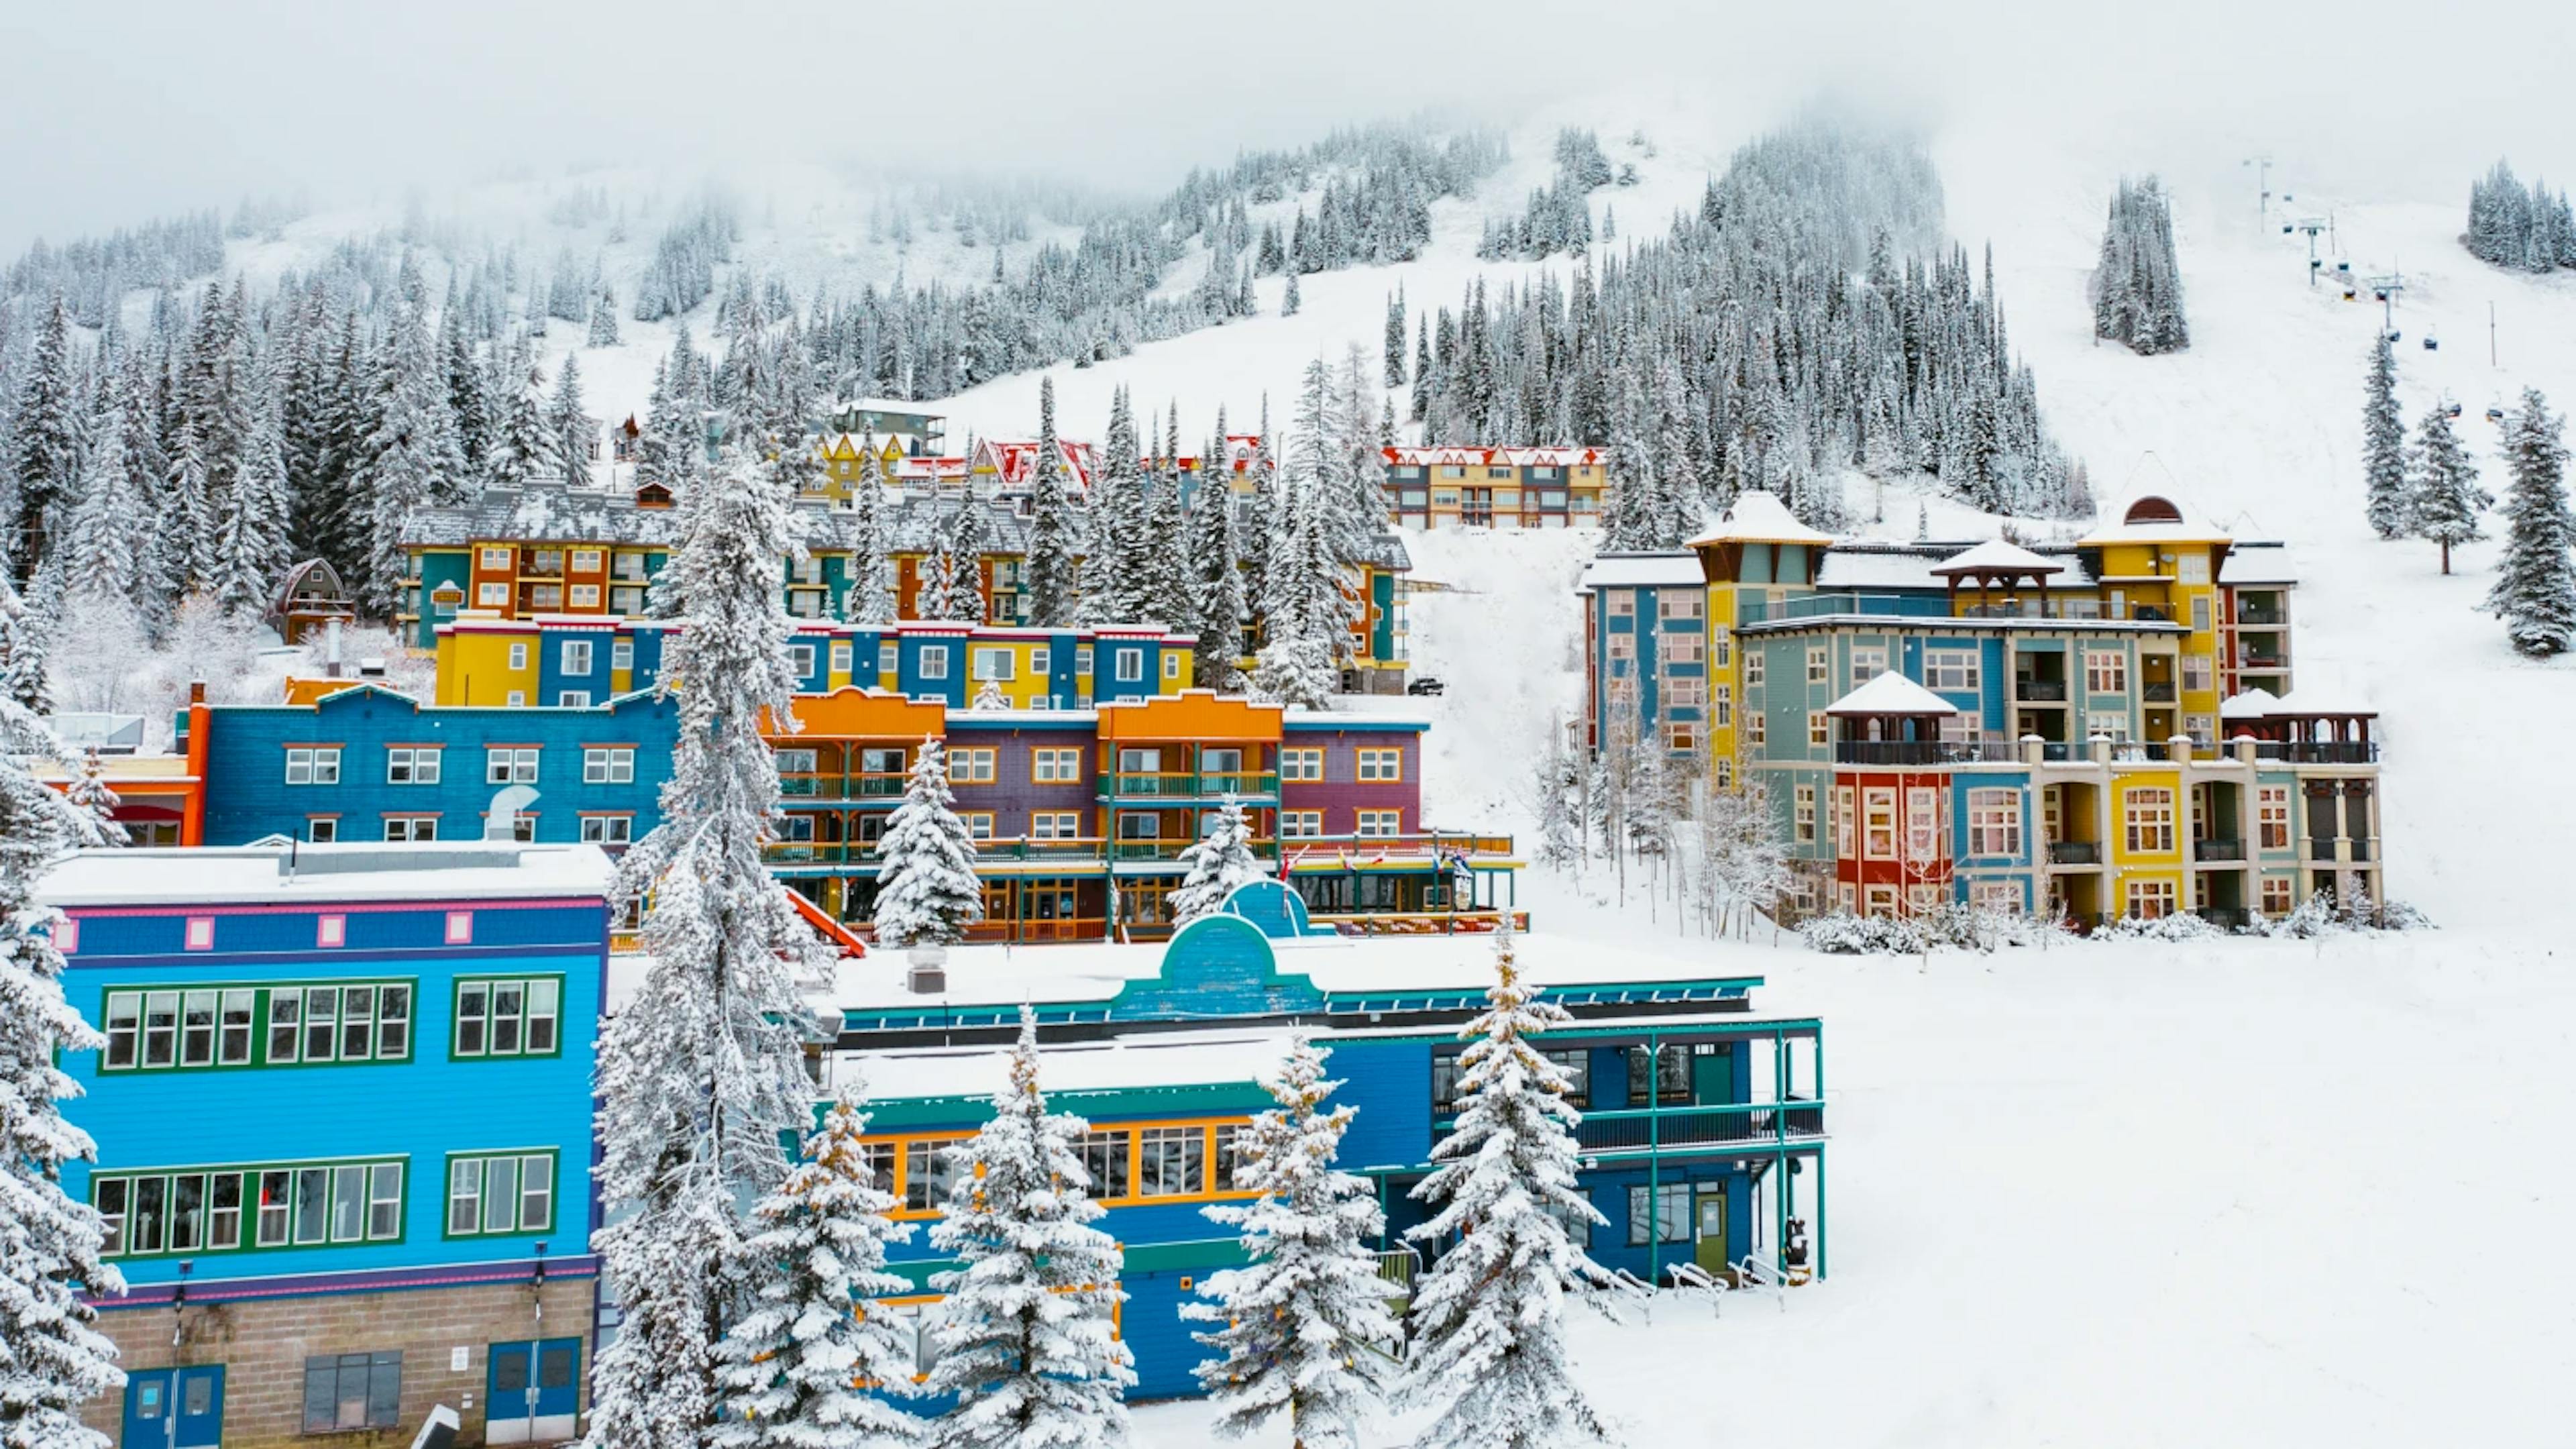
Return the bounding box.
[1098,771,1281,799]
[974,837,1108,862]
[1558,1099,1827,1155]
[763,841,871,865]
[2047,840,2100,865]
[1833,740,2018,767]
[2193,838,2247,861]
[2015,679,2069,701]
[2142,682,2178,703]
[2254,741,2379,764]
[1279,832,1517,866]
[1110,837,1199,861]
[2237,606,2286,627]
[777,771,908,800]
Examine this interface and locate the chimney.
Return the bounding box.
[324,619,344,679]
[905,944,948,994]
[188,679,207,705]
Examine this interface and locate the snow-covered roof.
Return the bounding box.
[2269,687,2375,717]
[2218,541,2298,585]
[2074,489,2231,546]
[1816,543,2100,590]
[38,842,616,908]
[1577,553,1707,590]
[1384,445,1605,468]
[1827,671,1960,716]
[1933,539,2065,576]
[1684,490,1834,547]
[401,478,683,548]
[2218,688,2282,720]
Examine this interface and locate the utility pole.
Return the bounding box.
[2243,154,2274,227]
[2490,301,2498,368]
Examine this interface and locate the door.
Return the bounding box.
[485,1338,581,1444]
[1693,1189,1729,1275]
[123,1366,224,1448]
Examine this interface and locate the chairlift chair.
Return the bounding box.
[2423,335,2439,351]
[2487,407,2506,423]
[2446,402,2464,419]
[2342,288,2357,301]
[2385,329,2402,343]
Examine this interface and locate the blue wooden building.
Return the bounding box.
[833,883,1827,1401]
[43,841,615,1449]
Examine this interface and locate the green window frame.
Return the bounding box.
[98,980,415,1073]
[451,975,564,1060]
[93,1156,405,1260]
[442,1150,557,1238]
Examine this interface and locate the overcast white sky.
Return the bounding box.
[1,0,2569,255]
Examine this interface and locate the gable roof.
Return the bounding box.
[1932,538,2065,576]
[1685,490,1834,547]
[1827,671,1960,716]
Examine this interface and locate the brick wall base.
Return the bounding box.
[83,1277,596,1449]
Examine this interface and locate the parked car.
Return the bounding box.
[1405,677,1446,696]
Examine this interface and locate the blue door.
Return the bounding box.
[485,1338,580,1444]
[122,1366,224,1448]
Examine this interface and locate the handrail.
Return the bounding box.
[1733,1254,1788,1311]
[1665,1260,1726,1318]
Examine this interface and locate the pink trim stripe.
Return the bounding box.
[63,895,606,920]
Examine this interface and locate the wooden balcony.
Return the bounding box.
[1097,770,1280,800]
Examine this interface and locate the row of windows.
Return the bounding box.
[793,641,1177,685]
[1431,1043,1703,1115]
[97,976,559,1070]
[876,1122,1251,1214]
[282,746,635,786]
[95,1149,554,1260]
[476,545,639,578]
[309,813,631,845]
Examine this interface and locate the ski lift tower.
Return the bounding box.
[2364,270,2406,337]
[2290,218,2329,286]
[2243,154,2275,225]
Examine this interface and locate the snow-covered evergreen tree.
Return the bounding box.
[971,678,1007,710]
[2409,401,2488,575]
[588,287,623,347]
[9,294,85,583]
[1399,924,1611,1449]
[1248,484,1339,710]
[1187,417,1248,692]
[352,263,468,614]
[1183,1035,1397,1449]
[62,368,151,610]
[1024,378,1079,627]
[547,351,594,487]
[1282,271,1301,317]
[713,1081,924,1449]
[2092,177,2188,355]
[584,445,828,1449]
[0,657,126,1449]
[870,739,984,948]
[2363,333,2409,539]
[62,746,125,846]
[0,577,51,714]
[933,502,990,624]
[211,346,291,614]
[925,1008,1133,1449]
[1168,800,1265,924]
[2482,388,2576,657]
[845,439,896,625]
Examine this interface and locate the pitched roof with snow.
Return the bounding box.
[2217,541,2298,585]
[1827,671,1960,716]
[1933,538,2065,576]
[1578,553,1707,590]
[2218,688,2282,720]
[2074,490,2231,546]
[1385,445,1607,468]
[1685,490,1835,547]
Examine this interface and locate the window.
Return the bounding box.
[960,812,995,840]
[1970,880,2023,915]
[1356,809,1402,837]
[580,814,633,845]
[1925,649,1979,691]
[1968,788,2023,856]
[384,747,441,785]
[1627,1183,1693,1246]
[308,817,338,843]
[556,690,590,708]
[1662,633,1704,667]
[876,641,900,678]
[1663,678,1705,708]
[103,981,410,1071]
[2086,711,2130,742]
[1031,747,1082,784]
[317,915,345,948]
[561,639,593,676]
[1849,645,1890,688]
[1836,787,1855,857]
[969,646,1015,682]
[610,639,634,673]
[1744,651,1763,687]
[1906,787,1941,859]
[1627,1044,1694,1104]
[480,546,512,570]
[1030,810,1083,841]
[2258,786,2292,849]
[2191,595,2213,633]
[508,643,530,671]
[445,1151,555,1236]
[2125,878,2177,920]
[1115,648,1144,682]
[1806,647,1828,684]
[1748,713,1764,748]
[1356,748,1403,782]
[1657,592,1703,621]
[1794,785,1817,843]
[303,1352,402,1434]
[477,582,510,606]
[382,816,438,843]
[1079,1132,1132,1200]
[2261,876,2295,916]
[1606,635,1635,662]
[570,548,603,573]
[902,1138,967,1213]
[183,919,215,953]
[284,747,341,785]
[949,747,997,784]
[1137,1127,1207,1197]
[2182,653,2212,693]
[1280,748,1324,782]
[919,645,949,680]
[1807,711,1828,748]
[2124,788,2176,853]
[486,747,540,784]
[2084,650,2127,693]
[453,977,563,1059]
[96,1159,402,1260]
[1607,590,1635,618]
[582,747,635,784]
[1668,724,1697,751]
[1074,645,1093,676]
[1712,684,1732,728]
[788,644,816,678]
[1864,788,1896,859]
[1280,810,1323,838]
[1164,653,1183,680]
